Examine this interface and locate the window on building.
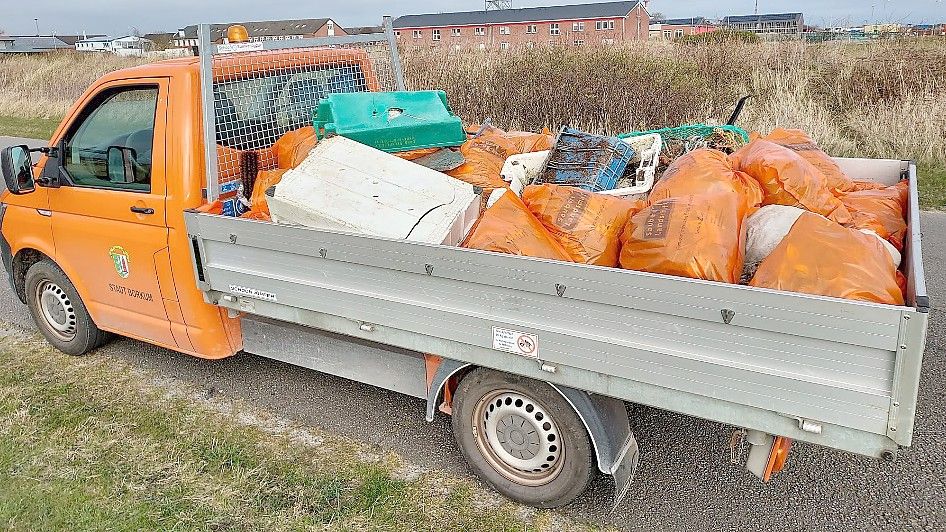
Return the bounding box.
[395,31,401,37]
[595,20,615,30]
[479,43,486,50]
[574,39,584,46]
[526,24,537,34]
[603,38,614,45]
[326,20,335,37]
[573,22,585,32]
[550,23,560,35]
[475,27,486,36]
[500,42,509,50]
[432,29,441,41]
[413,30,422,39]
[674,29,684,38]
[499,26,510,35]
[452,28,461,37]
[663,30,671,39]
[526,41,535,49]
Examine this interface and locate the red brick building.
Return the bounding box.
[394,1,650,50]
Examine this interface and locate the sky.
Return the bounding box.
[1,0,943,36]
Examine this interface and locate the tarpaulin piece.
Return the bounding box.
[749,212,904,305]
[463,190,572,261]
[760,128,855,194]
[523,184,642,267]
[447,125,554,190]
[649,148,763,209]
[842,180,909,250]
[731,140,852,224]
[274,126,318,169]
[247,169,288,216]
[620,192,748,284]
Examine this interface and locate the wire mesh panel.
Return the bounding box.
[199,21,404,213]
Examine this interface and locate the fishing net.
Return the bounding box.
[619,124,750,176]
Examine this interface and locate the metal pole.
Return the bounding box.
[197,24,220,202]
[384,16,407,91]
[34,18,39,36]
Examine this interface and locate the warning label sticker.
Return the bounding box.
[492,327,539,359]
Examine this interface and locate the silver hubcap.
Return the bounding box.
[36,280,77,342]
[472,390,564,486]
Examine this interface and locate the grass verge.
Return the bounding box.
[918,162,946,210]
[0,115,59,141]
[0,326,591,531]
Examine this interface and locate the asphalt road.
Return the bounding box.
[1,136,944,530]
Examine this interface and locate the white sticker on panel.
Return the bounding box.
[229,284,277,302]
[492,326,539,359]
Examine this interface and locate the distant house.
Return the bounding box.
[393,0,651,51]
[722,13,804,36]
[909,24,946,36]
[345,25,384,35]
[54,34,105,46]
[862,23,905,35]
[649,17,715,40]
[143,32,175,50]
[75,35,156,56]
[0,35,73,54]
[173,18,347,48]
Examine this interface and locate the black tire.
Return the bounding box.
[24,260,107,356]
[451,368,594,508]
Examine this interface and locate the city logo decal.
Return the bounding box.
[109,246,130,279]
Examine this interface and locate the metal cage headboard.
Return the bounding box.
[198,17,405,206]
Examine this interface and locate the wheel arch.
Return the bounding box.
[426,361,639,490]
[12,247,53,304]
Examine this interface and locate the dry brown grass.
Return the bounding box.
[403,39,946,165]
[0,51,153,119]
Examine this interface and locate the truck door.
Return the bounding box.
[46,79,177,348]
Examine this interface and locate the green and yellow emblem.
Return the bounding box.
[109,246,130,279]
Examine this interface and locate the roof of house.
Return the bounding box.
[54,34,105,45]
[143,32,175,45]
[346,25,384,35]
[177,18,332,40]
[393,1,643,28]
[723,13,803,24]
[0,35,73,53]
[658,17,712,26]
[76,35,115,43]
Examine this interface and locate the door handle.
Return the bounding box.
[130,206,155,215]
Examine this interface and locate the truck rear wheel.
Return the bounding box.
[452,368,594,508]
[25,260,107,356]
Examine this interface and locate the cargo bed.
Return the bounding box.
[184,157,929,459]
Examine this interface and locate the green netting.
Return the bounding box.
[618,124,750,143]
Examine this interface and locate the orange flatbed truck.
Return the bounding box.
[0,22,930,509]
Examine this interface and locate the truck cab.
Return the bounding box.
[0,50,376,359]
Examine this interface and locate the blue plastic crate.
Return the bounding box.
[534,127,636,193]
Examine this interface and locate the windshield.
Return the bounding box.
[214,64,367,151]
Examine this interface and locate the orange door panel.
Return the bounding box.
[47,78,177,349]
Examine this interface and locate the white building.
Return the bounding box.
[75,35,155,56]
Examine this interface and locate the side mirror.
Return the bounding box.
[106,146,138,184]
[0,145,35,195]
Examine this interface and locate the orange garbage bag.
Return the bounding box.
[841,180,909,250]
[649,148,763,209]
[447,125,555,190]
[273,126,317,169]
[749,212,904,305]
[731,139,852,224]
[245,169,288,217]
[463,190,572,261]
[619,192,748,283]
[850,180,887,192]
[522,184,642,267]
[760,128,855,194]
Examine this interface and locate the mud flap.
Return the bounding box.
[550,384,639,510]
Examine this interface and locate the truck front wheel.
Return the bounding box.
[452,368,594,508]
[25,260,107,356]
